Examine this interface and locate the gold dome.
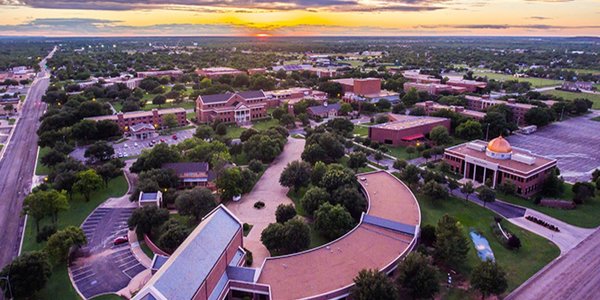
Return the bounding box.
[487,136,512,153]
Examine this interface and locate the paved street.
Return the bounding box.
[507,112,600,183]
[0,47,56,269]
[507,227,600,300]
[226,137,305,267]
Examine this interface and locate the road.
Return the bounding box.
[507,227,600,300]
[0,46,56,269]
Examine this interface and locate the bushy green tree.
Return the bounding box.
[0,251,52,299]
[350,269,398,300]
[434,214,470,267]
[471,260,508,299]
[396,252,440,299]
[45,226,87,263]
[314,203,354,240]
[175,188,217,221]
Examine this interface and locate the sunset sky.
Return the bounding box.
[0,0,598,36]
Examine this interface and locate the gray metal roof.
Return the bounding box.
[162,162,209,174]
[151,206,241,300]
[199,90,266,104]
[362,214,416,236]
[140,192,159,201]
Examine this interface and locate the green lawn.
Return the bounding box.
[563,68,600,75]
[497,184,600,228]
[35,147,51,175]
[308,223,329,248]
[339,156,376,173]
[542,90,600,109]
[416,193,560,293]
[8,118,15,125]
[111,101,123,112]
[22,175,128,299]
[251,118,279,131]
[474,72,562,88]
[139,240,155,260]
[186,112,195,121]
[142,100,195,111]
[384,145,417,160]
[353,125,369,137]
[224,125,245,139]
[591,116,600,122]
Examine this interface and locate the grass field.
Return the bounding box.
[497,184,600,228]
[251,118,279,131]
[224,125,245,139]
[22,176,128,300]
[35,147,51,175]
[416,193,560,293]
[352,125,369,137]
[475,72,562,88]
[563,68,600,75]
[542,90,600,109]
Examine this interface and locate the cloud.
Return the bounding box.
[0,0,450,12]
[529,16,551,20]
[417,23,600,30]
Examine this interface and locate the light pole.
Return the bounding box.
[0,275,13,299]
[485,123,490,140]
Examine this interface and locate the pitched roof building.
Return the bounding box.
[195,91,269,125]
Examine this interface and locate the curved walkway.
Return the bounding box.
[226,137,305,266]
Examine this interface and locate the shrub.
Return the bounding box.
[393,159,407,170]
[243,223,251,232]
[275,204,297,223]
[419,224,436,247]
[507,235,522,250]
[244,248,253,266]
[254,201,265,209]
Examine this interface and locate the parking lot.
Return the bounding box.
[70,128,195,162]
[70,207,146,299]
[507,113,600,183]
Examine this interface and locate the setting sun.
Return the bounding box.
[255,33,272,38]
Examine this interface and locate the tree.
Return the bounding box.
[471,260,508,300]
[45,226,87,263]
[456,120,483,140]
[152,95,166,107]
[261,217,310,255]
[374,151,384,163]
[422,149,432,162]
[376,99,391,111]
[84,141,114,162]
[318,81,342,98]
[572,182,596,204]
[320,164,355,192]
[311,161,327,185]
[406,146,416,158]
[195,125,214,140]
[461,181,475,202]
[301,187,329,216]
[244,133,284,163]
[429,125,451,145]
[483,111,512,138]
[41,149,66,168]
[350,269,398,300]
[0,251,52,299]
[332,186,367,219]
[239,128,258,142]
[216,167,245,201]
[479,186,496,208]
[275,204,297,224]
[435,214,470,267]
[402,88,419,107]
[22,189,69,233]
[130,143,181,173]
[128,206,170,235]
[348,151,367,170]
[541,169,564,197]
[420,224,437,246]
[448,179,459,192]
[524,107,552,127]
[393,159,407,170]
[340,102,353,116]
[422,180,449,200]
[71,120,98,142]
[163,113,178,129]
[175,188,217,221]
[327,118,354,136]
[73,169,103,202]
[279,160,312,192]
[314,203,354,240]
[157,219,190,253]
[95,161,123,187]
[3,103,14,115]
[279,113,296,128]
[399,164,421,188]
[396,252,440,299]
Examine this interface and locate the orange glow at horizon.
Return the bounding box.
[255,33,272,37]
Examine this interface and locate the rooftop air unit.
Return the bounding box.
[467,142,486,152]
[512,153,536,165]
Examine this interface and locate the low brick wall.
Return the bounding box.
[143,234,170,256]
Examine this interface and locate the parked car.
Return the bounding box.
[172,134,178,140]
[113,236,128,245]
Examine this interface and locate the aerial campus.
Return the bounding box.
[0,2,599,300]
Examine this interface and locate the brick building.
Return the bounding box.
[264,87,327,106]
[415,101,486,120]
[136,70,184,78]
[331,78,399,103]
[403,82,467,95]
[195,67,245,79]
[162,162,216,190]
[465,95,536,125]
[446,79,488,92]
[86,108,187,131]
[444,136,557,197]
[368,114,451,146]
[196,90,268,124]
[307,102,341,119]
[401,71,442,84]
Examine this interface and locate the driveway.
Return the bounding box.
[506,113,600,183]
[70,205,146,299]
[226,137,305,266]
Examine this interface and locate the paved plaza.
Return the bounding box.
[507,112,600,183]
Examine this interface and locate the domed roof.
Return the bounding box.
[487,136,512,153]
